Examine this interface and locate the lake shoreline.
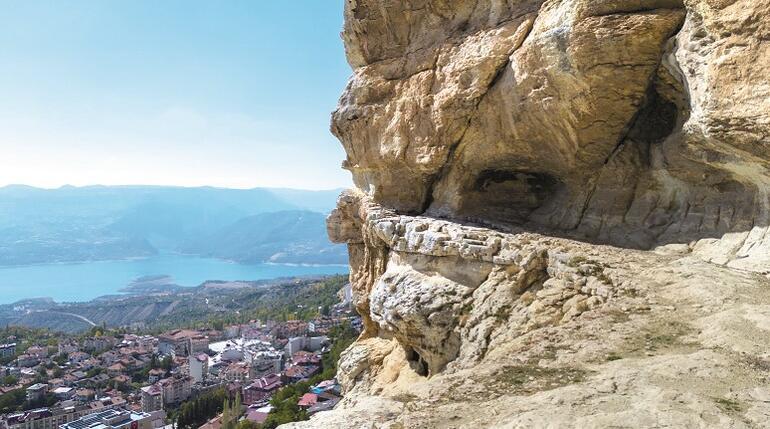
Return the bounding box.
[0,254,349,305]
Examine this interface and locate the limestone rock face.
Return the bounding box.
[286,0,770,427]
[334,0,770,258]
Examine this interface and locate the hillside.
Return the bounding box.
[0,185,343,266]
[182,210,348,264]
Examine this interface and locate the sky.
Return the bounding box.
[0,1,353,190]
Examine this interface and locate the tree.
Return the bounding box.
[221,398,231,429]
[236,420,260,429]
[221,392,242,429]
[175,388,226,429]
[0,389,25,413]
[160,355,173,370]
[53,353,68,365]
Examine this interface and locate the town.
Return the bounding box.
[0,284,360,429]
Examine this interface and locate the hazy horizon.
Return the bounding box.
[0,183,347,192]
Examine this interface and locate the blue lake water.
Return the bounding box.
[0,254,348,304]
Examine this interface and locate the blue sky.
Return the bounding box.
[0,1,353,190]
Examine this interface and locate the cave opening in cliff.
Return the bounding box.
[457,169,564,223]
[627,86,680,148]
[405,347,429,377]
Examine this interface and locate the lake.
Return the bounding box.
[0,254,348,304]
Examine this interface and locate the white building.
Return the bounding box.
[188,354,208,384]
[53,387,75,400]
[284,336,328,356]
[220,345,244,363]
[210,339,282,368]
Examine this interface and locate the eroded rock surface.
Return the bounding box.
[285,0,770,427]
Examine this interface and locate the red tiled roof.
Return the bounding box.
[297,393,318,407]
[246,411,269,423]
[247,374,282,391]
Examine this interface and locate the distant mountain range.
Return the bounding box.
[0,185,346,266]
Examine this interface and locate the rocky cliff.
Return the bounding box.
[288,0,770,427]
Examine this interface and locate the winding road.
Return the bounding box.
[44,311,97,327]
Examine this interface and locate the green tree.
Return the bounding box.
[0,389,25,413]
[160,355,173,370]
[236,420,260,429]
[175,388,226,429]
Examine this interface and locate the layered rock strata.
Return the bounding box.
[285,0,770,427]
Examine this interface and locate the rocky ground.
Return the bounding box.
[288,220,770,427]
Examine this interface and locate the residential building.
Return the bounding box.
[26,346,48,359]
[59,409,153,429]
[245,408,271,426]
[284,336,328,356]
[222,362,250,383]
[74,390,95,402]
[292,351,321,367]
[157,376,191,405]
[272,320,308,338]
[198,416,221,429]
[188,354,208,384]
[250,353,282,379]
[52,387,75,400]
[157,330,208,357]
[147,369,165,384]
[106,363,126,377]
[58,342,79,355]
[26,384,48,402]
[297,393,318,409]
[282,365,319,384]
[189,336,209,356]
[20,368,37,379]
[242,374,282,405]
[68,352,90,364]
[307,396,340,415]
[16,355,40,368]
[82,337,115,353]
[0,343,17,359]
[140,386,163,413]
